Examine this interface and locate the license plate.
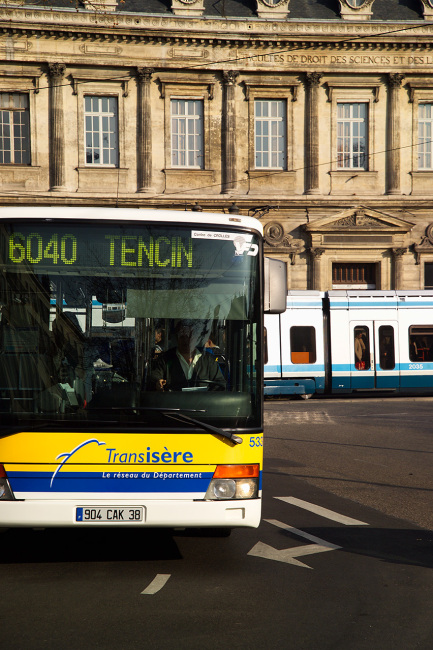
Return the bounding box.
[76,507,144,523]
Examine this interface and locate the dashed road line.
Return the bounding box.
[276,497,369,526]
[141,574,171,595]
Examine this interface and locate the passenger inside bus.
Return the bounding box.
[204,330,228,381]
[151,325,165,359]
[149,319,226,392]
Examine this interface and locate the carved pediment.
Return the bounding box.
[305,207,414,233]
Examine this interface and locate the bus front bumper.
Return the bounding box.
[0,497,261,529]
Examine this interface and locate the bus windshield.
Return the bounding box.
[0,220,262,430]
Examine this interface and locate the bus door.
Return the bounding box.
[350,321,399,390]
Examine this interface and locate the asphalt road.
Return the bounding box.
[1,397,433,650]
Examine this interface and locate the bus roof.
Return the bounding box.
[0,206,263,235]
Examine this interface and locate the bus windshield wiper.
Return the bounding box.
[159,410,243,445]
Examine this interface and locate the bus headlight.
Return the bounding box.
[204,465,259,500]
[210,479,237,500]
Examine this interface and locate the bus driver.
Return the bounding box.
[150,320,226,391]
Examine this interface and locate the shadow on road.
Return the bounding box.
[0,527,183,563]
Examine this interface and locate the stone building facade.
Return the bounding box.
[2,0,433,290]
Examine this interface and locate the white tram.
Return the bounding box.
[264,290,433,397]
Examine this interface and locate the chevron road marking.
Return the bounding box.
[248,497,369,568]
[248,520,341,568]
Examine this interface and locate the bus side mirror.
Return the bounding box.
[264,257,287,314]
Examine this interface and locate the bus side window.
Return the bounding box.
[290,326,316,364]
[379,325,395,370]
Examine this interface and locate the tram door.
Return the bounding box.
[350,321,399,390]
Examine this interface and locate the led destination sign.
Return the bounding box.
[6,228,194,270]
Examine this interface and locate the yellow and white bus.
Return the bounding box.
[0,207,285,530]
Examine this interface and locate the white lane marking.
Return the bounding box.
[265,411,335,426]
[265,519,342,546]
[248,520,341,569]
[141,574,171,595]
[276,497,369,526]
[248,542,337,569]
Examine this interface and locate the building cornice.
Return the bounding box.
[1,6,433,43]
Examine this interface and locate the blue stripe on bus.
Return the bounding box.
[8,471,214,494]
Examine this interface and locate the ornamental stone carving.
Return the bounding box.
[339,0,375,21]
[305,72,323,88]
[414,223,433,264]
[222,70,239,87]
[264,222,304,264]
[171,0,205,17]
[333,210,388,229]
[420,0,433,19]
[256,0,291,20]
[47,62,66,80]
[388,73,405,88]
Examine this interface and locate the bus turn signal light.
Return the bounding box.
[212,464,259,479]
[0,464,15,500]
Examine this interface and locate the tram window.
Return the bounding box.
[354,326,370,370]
[264,327,268,365]
[290,326,316,364]
[409,325,433,362]
[379,325,395,370]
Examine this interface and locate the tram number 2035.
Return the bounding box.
[409,364,424,370]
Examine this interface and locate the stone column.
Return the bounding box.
[387,73,405,195]
[221,71,239,194]
[392,248,406,289]
[310,247,325,290]
[137,67,154,193]
[305,72,322,195]
[47,63,66,191]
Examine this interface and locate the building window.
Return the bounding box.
[337,102,368,170]
[84,96,118,166]
[0,93,30,165]
[290,326,316,364]
[255,99,286,169]
[171,99,204,168]
[418,103,433,170]
[332,263,376,288]
[425,262,433,289]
